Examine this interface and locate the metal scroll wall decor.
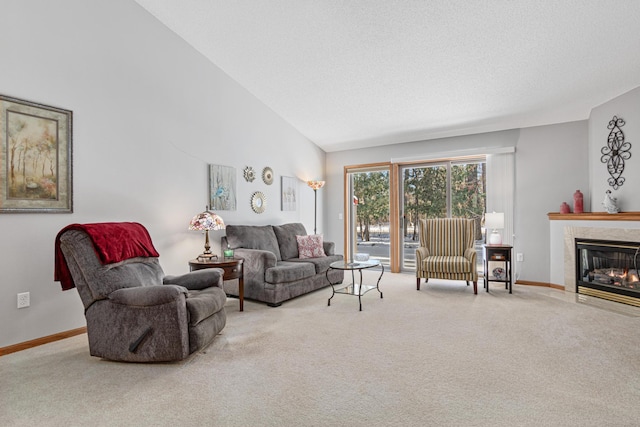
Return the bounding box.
[601,115,632,190]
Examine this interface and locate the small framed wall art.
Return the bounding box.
[281,176,297,211]
[209,164,237,211]
[0,95,73,213]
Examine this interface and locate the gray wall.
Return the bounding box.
[326,121,589,284]
[0,0,325,347]
[514,122,589,283]
[589,86,640,212]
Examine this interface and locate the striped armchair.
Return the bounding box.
[415,218,478,294]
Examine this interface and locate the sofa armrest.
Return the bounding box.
[234,248,277,286]
[323,241,336,256]
[163,268,224,290]
[109,285,187,307]
[234,248,277,267]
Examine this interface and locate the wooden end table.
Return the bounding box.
[189,257,244,311]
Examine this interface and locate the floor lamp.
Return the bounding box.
[307,180,325,234]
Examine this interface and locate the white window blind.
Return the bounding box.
[486,152,515,246]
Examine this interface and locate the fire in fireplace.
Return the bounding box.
[575,238,640,306]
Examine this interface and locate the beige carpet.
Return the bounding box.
[3,272,640,427]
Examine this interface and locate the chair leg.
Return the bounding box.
[473,281,478,294]
[466,281,470,286]
[416,277,421,290]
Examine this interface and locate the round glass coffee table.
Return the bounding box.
[326,260,384,311]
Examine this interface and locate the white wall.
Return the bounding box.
[326,122,590,284]
[589,86,640,212]
[0,0,325,348]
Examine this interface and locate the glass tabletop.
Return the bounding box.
[329,259,381,270]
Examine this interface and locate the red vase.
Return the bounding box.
[560,202,570,214]
[573,190,584,214]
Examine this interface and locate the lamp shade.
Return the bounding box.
[189,210,225,231]
[485,212,504,245]
[189,209,225,261]
[484,212,504,230]
[307,180,325,190]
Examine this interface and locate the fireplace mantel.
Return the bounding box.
[548,212,640,221]
[549,213,640,292]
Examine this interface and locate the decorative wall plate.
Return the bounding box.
[243,166,256,182]
[251,191,266,213]
[262,167,274,185]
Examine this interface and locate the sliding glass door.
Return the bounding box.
[401,159,486,271]
[344,158,486,273]
[346,167,391,267]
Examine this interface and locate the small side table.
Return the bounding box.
[189,257,244,311]
[326,260,384,311]
[483,245,513,294]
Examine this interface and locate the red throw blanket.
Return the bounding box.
[54,222,160,291]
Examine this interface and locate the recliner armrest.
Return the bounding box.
[163,268,224,290]
[109,285,187,306]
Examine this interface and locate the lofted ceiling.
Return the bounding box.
[134,0,640,152]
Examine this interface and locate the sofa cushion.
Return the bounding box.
[288,254,343,274]
[296,234,326,259]
[273,223,307,260]
[265,261,316,284]
[225,225,282,261]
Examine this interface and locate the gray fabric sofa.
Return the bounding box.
[58,227,227,362]
[222,223,344,306]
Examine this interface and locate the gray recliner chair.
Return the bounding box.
[57,225,227,362]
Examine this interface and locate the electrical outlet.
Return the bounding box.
[516,253,524,262]
[17,292,30,309]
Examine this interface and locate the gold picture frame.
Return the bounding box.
[0,95,72,213]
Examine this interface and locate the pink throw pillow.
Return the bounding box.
[296,234,326,259]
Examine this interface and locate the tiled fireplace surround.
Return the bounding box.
[549,212,640,293]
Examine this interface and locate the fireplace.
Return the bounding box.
[575,238,640,306]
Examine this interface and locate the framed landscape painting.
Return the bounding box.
[0,95,73,213]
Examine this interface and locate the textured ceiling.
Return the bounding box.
[134,0,640,152]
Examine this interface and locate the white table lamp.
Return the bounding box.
[485,212,504,245]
